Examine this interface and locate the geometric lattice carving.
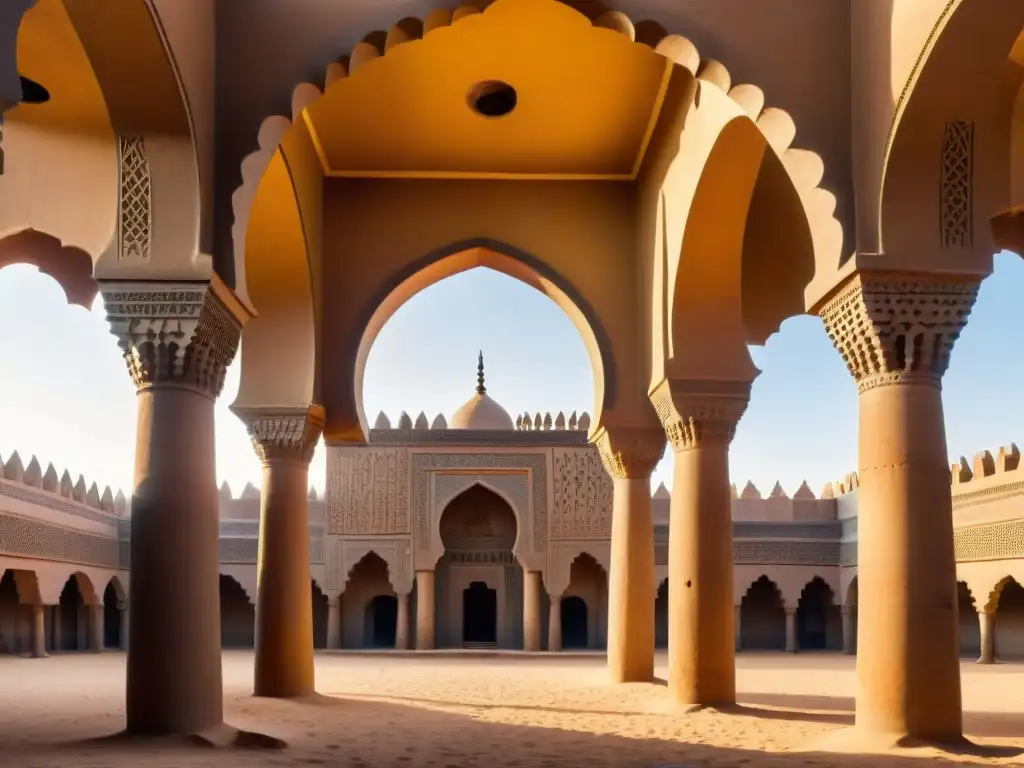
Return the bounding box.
[551,449,612,537]
[0,511,119,568]
[940,121,973,250]
[954,518,1024,562]
[117,136,152,263]
[326,447,410,535]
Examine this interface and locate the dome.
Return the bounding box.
[448,353,515,431]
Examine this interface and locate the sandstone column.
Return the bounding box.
[102,277,250,736]
[51,606,60,652]
[819,274,978,743]
[594,426,666,683]
[119,601,129,651]
[651,379,749,707]
[523,570,543,652]
[236,406,324,698]
[415,570,435,650]
[734,605,742,652]
[784,607,798,654]
[326,595,342,649]
[31,604,46,658]
[978,611,995,665]
[548,593,562,652]
[91,605,105,652]
[395,593,410,650]
[842,606,855,655]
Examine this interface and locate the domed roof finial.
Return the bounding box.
[476,350,486,395]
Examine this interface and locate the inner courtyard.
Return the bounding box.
[0,652,1020,767]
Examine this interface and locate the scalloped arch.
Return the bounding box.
[231,0,840,298]
[0,228,97,307]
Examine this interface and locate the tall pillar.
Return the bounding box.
[784,607,798,654]
[415,570,435,650]
[548,594,562,652]
[51,606,61,652]
[842,606,855,655]
[395,593,410,650]
[651,379,749,707]
[31,604,47,658]
[734,605,742,652]
[91,605,105,652]
[102,277,250,736]
[977,611,995,665]
[236,406,323,698]
[523,570,543,652]
[819,274,978,743]
[594,426,666,683]
[119,601,129,651]
[326,595,342,649]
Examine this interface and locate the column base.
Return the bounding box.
[975,657,995,665]
[90,723,288,750]
[805,725,1021,759]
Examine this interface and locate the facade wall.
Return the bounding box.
[2,435,1024,655]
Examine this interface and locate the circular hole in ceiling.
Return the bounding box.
[468,80,517,118]
[20,76,50,105]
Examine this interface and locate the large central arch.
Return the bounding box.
[351,241,612,437]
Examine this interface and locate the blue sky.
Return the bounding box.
[0,252,1021,500]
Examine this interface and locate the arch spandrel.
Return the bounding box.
[877,0,1024,274]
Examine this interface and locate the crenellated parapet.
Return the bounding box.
[0,449,127,516]
[368,409,593,433]
[515,411,590,432]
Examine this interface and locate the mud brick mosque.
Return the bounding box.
[1,356,1021,662]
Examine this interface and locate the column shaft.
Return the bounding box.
[51,606,61,652]
[127,386,223,735]
[254,459,315,697]
[326,598,342,650]
[668,440,735,705]
[523,571,543,652]
[119,602,129,651]
[607,477,656,682]
[842,607,855,655]
[978,611,995,665]
[855,381,961,740]
[395,594,410,650]
[734,605,742,652]
[785,608,798,654]
[548,595,562,652]
[91,606,104,652]
[415,570,435,650]
[31,604,46,658]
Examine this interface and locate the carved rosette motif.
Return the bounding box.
[650,379,750,453]
[101,278,250,399]
[591,427,666,481]
[551,449,612,537]
[237,405,324,465]
[819,273,980,393]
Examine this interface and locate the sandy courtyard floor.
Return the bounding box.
[0,651,1021,767]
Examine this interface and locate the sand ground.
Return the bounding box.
[0,650,1021,767]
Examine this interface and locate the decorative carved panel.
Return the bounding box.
[954,519,1024,562]
[117,136,152,263]
[940,120,973,249]
[327,447,410,535]
[0,511,119,568]
[545,540,611,596]
[551,448,612,538]
[411,453,546,564]
[329,537,413,594]
[433,473,530,529]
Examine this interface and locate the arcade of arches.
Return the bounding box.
[2,0,1024,750]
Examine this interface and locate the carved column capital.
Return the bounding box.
[818,272,980,394]
[234,405,325,465]
[100,275,252,399]
[591,426,666,480]
[650,378,751,452]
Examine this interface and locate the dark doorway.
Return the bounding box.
[59,576,85,651]
[369,595,397,648]
[463,581,497,645]
[561,596,588,649]
[797,577,834,650]
[103,583,121,649]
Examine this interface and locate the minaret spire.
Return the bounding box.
[476,351,486,394]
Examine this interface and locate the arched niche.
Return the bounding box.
[432,476,527,569]
[879,1,1024,271]
[342,552,395,649]
[4,0,204,278]
[796,576,840,651]
[219,574,254,648]
[739,575,786,651]
[957,580,980,657]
